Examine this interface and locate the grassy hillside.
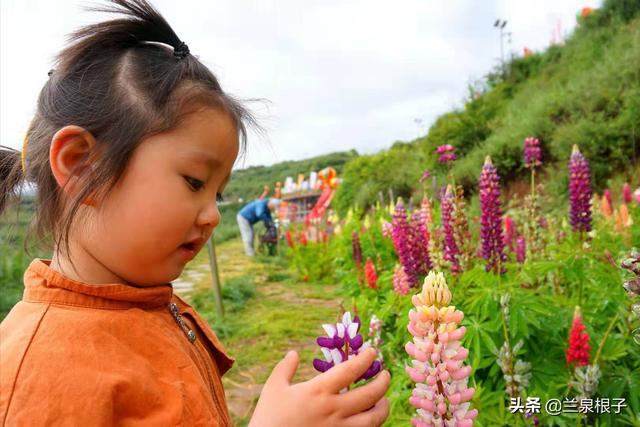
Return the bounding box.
[334,0,640,214]
[226,150,357,202]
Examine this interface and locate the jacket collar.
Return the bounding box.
[23,259,174,309]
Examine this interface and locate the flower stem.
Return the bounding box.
[593,312,619,366]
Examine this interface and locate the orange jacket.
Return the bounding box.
[0,259,234,426]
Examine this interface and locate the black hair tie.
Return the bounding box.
[173,41,190,59]
[48,69,55,77]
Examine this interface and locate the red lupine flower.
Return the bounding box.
[285,230,295,248]
[503,216,516,251]
[603,189,612,207]
[566,306,591,368]
[365,258,378,289]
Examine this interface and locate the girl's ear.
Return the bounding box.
[49,125,98,203]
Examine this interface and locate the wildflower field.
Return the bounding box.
[283,142,639,426]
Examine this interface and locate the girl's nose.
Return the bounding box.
[197,198,221,229]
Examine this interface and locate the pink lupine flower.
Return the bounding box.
[393,265,411,295]
[568,145,592,233]
[436,145,457,165]
[622,183,632,204]
[405,272,477,427]
[515,235,526,264]
[603,189,612,207]
[420,169,432,183]
[523,137,542,168]
[381,220,393,238]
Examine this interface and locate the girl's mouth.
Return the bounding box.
[178,242,199,261]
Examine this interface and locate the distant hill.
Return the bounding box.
[334,0,640,213]
[224,150,358,202]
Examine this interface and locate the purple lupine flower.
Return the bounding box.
[441,185,461,274]
[523,137,542,168]
[352,231,363,268]
[436,144,457,165]
[411,210,433,276]
[568,145,593,233]
[516,235,526,264]
[392,200,419,286]
[313,312,381,381]
[479,156,506,273]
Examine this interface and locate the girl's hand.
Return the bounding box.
[248,348,390,427]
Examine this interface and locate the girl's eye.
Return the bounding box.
[216,193,224,203]
[185,176,204,191]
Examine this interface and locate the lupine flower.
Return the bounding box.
[615,204,633,232]
[421,197,433,230]
[566,306,591,368]
[314,312,382,382]
[603,189,612,206]
[352,231,363,268]
[392,200,419,286]
[285,230,295,248]
[621,250,640,298]
[515,235,526,264]
[436,144,457,165]
[299,231,308,246]
[393,265,411,295]
[569,364,601,404]
[503,216,516,251]
[381,220,393,238]
[451,186,472,270]
[365,258,378,289]
[479,156,506,273]
[622,183,632,204]
[420,169,432,183]
[600,194,613,218]
[568,145,593,233]
[368,314,384,350]
[441,185,462,274]
[411,211,433,275]
[523,137,542,168]
[634,187,640,204]
[405,272,477,427]
[621,250,640,343]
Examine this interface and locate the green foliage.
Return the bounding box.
[286,194,640,426]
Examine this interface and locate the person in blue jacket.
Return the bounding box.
[236,197,281,256]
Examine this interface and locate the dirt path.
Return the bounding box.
[175,238,342,426]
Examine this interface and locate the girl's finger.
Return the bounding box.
[336,370,390,416]
[343,397,390,427]
[311,348,377,393]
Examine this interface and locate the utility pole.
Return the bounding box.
[493,19,511,75]
[206,234,224,317]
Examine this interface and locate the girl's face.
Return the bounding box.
[72,107,239,286]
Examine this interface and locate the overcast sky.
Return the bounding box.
[1,0,601,169]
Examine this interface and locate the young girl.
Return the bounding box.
[0,0,390,425]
